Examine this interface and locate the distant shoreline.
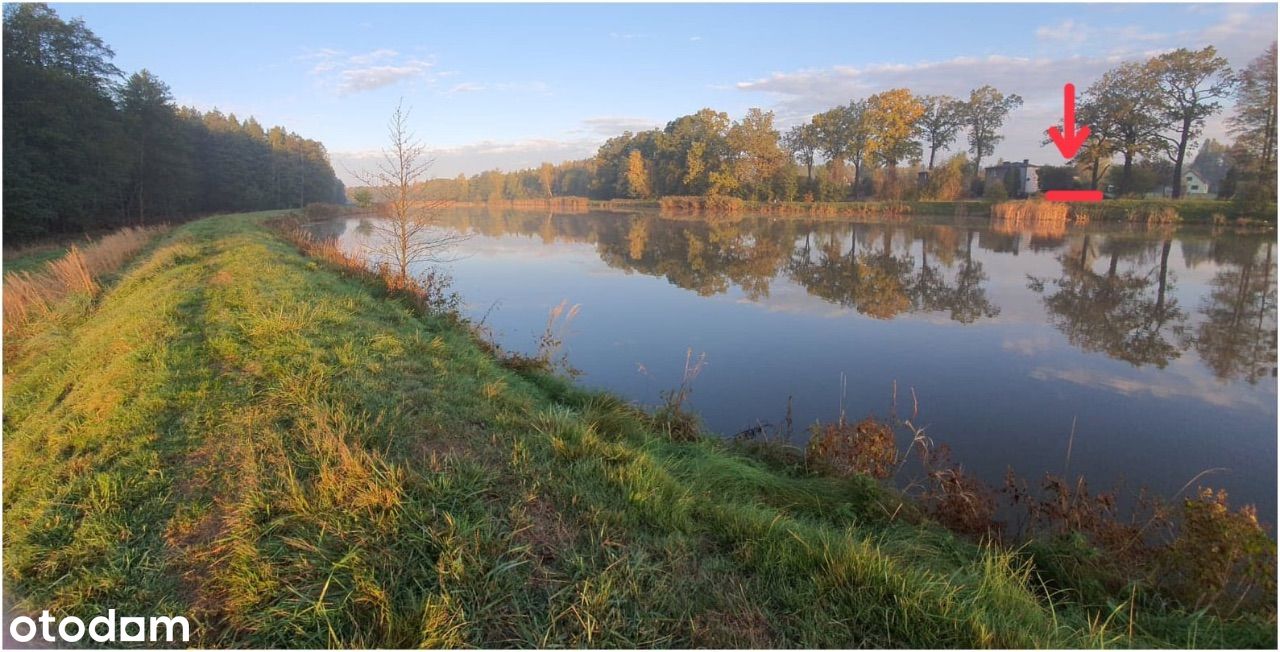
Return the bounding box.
[396,196,1276,226]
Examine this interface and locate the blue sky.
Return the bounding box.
[54,3,1278,183]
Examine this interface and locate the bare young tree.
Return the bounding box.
[352,100,466,283]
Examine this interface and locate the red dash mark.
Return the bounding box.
[1045,190,1103,202]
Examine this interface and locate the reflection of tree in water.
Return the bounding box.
[782,225,1000,322]
[1195,241,1276,384]
[627,219,649,260]
[308,216,350,240]
[910,229,999,323]
[425,210,1005,321]
[1029,234,1189,368]
[784,227,910,319]
[852,228,914,319]
[380,210,1275,379]
[603,216,793,300]
[786,231,850,306]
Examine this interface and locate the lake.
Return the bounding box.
[308,209,1277,518]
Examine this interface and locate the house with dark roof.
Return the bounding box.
[984,159,1040,197]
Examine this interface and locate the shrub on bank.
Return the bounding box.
[798,412,1277,620]
[805,418,896,479]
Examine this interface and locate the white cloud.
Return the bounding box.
[733,5,1273,164]
[347,48,399,65]
[337,61,434,95]
[1028,365,1265,409]
[1034,19,1168,52]
[577,116,662,137]
[1002,336,1055,357]
[447,82,486,95]
[1035,20,1089,46]
[304,48,437,95]
[446,80,551,96]
[332,138,600,183]
[1199,6,1277,63]
[738,54,1132,111]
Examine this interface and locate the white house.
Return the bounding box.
[1183,169,1212,196]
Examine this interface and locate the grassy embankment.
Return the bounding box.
[4,211,1274,648]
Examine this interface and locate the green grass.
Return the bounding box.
[4,211,1273,648]
[3,243,72,274]
[1071,197,1272,223]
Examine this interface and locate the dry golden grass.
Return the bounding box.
[1126,205,1181,224]
[3,225,169,333]
[990,200,1071,225]
[48,247,98,295]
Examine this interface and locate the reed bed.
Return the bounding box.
[448,196,591,213]
[3,225,168,333]
[990,199,1071,225]
[1126,205,1182,224]
[659,195,748,214]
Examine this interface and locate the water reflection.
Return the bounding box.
[1029,236,1189,369]
[1196,240,1277,384]
[310,209,1277,513]
[321,209,1278,381]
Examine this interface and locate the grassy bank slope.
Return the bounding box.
[4,212,1270,648]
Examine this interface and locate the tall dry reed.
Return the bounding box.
[3,225,169,333]
[1126,205,1181,224]
[990,200,1071,225]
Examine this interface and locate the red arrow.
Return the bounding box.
[1047,83,1091,159]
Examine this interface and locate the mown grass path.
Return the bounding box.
[4,212,1271,647]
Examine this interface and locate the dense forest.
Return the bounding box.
[3,4,344,241]
[407,43,1276,210]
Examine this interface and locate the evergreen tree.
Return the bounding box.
[2,4,344,241]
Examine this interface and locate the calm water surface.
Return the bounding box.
[311,209,1277,517]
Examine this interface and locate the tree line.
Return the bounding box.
[1070,43,1276,204]
[3,4,345,241]
[406,91,1022,206]
[405,44,1275,210]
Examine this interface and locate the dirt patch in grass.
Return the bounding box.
[691,604,775,648]
[516,494,576,565]
[164,446,235,623]
[411,435,473,468]
[209,270,234,287]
